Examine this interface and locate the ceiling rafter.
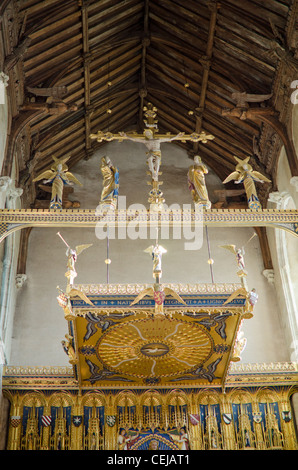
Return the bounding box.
[1,0,296,197]
[192,0,219,155]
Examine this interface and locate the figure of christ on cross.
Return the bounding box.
[90,127,214,182]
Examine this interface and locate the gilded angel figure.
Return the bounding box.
[33,156,82,209]
[222,156,270,210]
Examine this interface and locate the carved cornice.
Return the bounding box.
[74,282,242,296]
[1,208,298,242]
[227,361,298,387]
[2,362,297,391]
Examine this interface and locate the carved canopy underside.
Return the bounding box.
[66,283,248,389]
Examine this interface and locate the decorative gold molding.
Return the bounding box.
[1,208,298,242]
[74,282,243,295]
[3,362,297,391]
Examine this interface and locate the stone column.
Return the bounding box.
[7,187,23,208]
[290,176,298,192]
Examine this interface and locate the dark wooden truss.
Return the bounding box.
[0,0,297,196]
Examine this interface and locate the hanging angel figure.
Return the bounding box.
[33,156,82,209]
[220,244,245,271]
[144,242,167,279]
[57,232,94,305]
[222,156,270,210]
[130,239,186,313]
[187,155,211,208]
[99,156,119,210]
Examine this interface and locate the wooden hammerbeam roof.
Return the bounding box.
[1,0,297,186]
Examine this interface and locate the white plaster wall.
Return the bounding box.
[10,142,288,366]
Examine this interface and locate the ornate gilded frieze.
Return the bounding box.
[1,208,298,243]
[3,385,298,450]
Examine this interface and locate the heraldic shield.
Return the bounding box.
[106,415,116,427]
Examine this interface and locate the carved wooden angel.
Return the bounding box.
[222,156,270,210]
[33,156,82,209]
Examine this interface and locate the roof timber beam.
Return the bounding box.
[149,5,207,51]
[193,0,219,155]
[146,94,197,134]
[202,112,253,154]
[150,112,236,176]
[80,0,93,160]
[146,62,200,101]
[90,93,139,133]
[34,94,139,169]
[138,0,149,131]
[220,0,288,29]
[148,91,254,164]
[147,87,253,155]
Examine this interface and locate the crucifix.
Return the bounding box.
[90,103,214,208]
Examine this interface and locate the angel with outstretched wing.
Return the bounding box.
[171,357,222,383]
[144,243,167,276]
[84,359,133,384]
[66,243,93,271]
[220,244,245,271]
[223,287,248,305]
[67,287,94,306]
[57,232,93,290]
[130,285,186,307]
[83,311,133,341]
[33,155,82,209]
[223,156,270,210]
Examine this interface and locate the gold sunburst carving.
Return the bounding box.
[96,317,213,378]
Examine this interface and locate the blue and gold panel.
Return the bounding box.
[67,287,246,389]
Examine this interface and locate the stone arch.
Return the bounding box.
[269,189,298,361]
